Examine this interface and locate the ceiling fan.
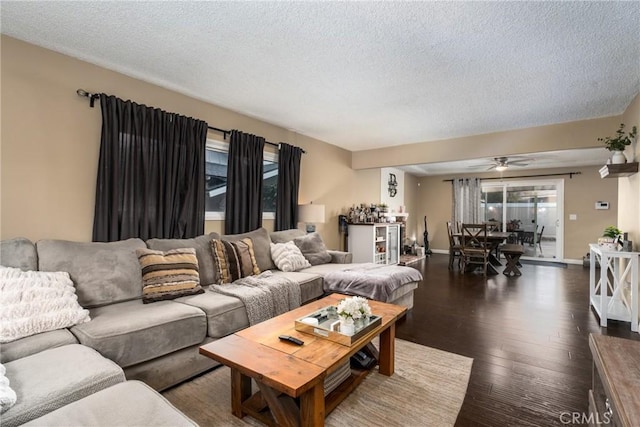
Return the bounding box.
[481,156,532,172]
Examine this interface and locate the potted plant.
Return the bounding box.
[598,225,623,250]
[506,219,522,232]
[598,123,637,164]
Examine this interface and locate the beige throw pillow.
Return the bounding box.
[270,242,312,272]
[0,267,90,343]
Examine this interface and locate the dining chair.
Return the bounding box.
[485,221,501,232]
[461,223,491,277]
[520,225,537,246]
[536,226,545,254]
[485,220,505,259]
[446,221,462,270]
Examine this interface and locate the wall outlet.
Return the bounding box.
[569,214,577,220]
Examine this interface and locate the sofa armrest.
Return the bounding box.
[327,250,352,264]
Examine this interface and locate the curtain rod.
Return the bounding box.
[77,89,305,153]
[442,171,582,182]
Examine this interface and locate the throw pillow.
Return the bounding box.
[0,363,16,413]
[221,228,275,271]
[293,232,332,265]
[136,248,204,304]
[270,242,312,272]
[0,267,91,344]
[211,238,261,284]
[146,232,221,286]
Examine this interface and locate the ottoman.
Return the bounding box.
[322,263,423,309]
[23,381,197,426]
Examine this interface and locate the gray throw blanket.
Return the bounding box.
[323,263,423,302]
[209,271,301,325]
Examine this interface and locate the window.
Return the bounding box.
[204,140,278,220]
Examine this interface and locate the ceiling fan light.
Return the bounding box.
[495,165,508,172]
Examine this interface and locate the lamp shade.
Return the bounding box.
[298,204,325,224]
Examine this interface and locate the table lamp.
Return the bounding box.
[298,203,325,233]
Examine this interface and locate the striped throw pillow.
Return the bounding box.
[211,238,261,284]
[136,247,204,304]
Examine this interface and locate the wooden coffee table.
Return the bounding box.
[200,293,406,426]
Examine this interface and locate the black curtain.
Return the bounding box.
[275,143,303,231]
[92,94,207,242]
[224,130,265,234]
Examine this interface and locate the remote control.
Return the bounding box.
[278,335,304,346]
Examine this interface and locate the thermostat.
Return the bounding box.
[595,201,609,210]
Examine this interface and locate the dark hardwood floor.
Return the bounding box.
[395,253,639,427]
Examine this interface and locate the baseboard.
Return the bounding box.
[429,249,583,266]
[431,249,582,266]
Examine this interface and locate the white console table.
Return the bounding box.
[589,243,639,333]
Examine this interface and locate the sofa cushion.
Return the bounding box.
[123,339,219,391]
[269,270,324,303]
[212,238,260,284]
[37,238,146,308]
[0,238,37,272]
[146,232,221,286]
[270,242,311,272]
[0,329,78,364]
[136,248,204,303]
[22,380,197,427]
[175,292,249,338]
[1,344,125,427]
[70,300,206,368]
[298,262,355,275]
[293,232,332,265]
[270,228,306,243]
[222,227,275,271]
[0,267,90,343]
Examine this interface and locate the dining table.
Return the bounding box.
[454,231,512,275]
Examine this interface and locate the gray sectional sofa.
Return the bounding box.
[0,227,419,425]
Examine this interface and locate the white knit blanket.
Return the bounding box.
[0,267,90,343]
[209,271,301,325]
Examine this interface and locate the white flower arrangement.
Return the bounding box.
[336,296,372,321]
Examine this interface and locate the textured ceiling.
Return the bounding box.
[1,1,639,153]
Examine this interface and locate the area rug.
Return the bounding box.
[163,339,473,427]
[398,254,426,266]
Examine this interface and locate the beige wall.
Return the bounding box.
[351,169,381,206]
[403,173,419,245]
[352,116,622,170]
[416,166,618,261]
[349,168,419,245]
[0,36,354,249]
[1,36,635,257]
[618,92,640,250]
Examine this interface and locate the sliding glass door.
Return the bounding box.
[481,179,564,261]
